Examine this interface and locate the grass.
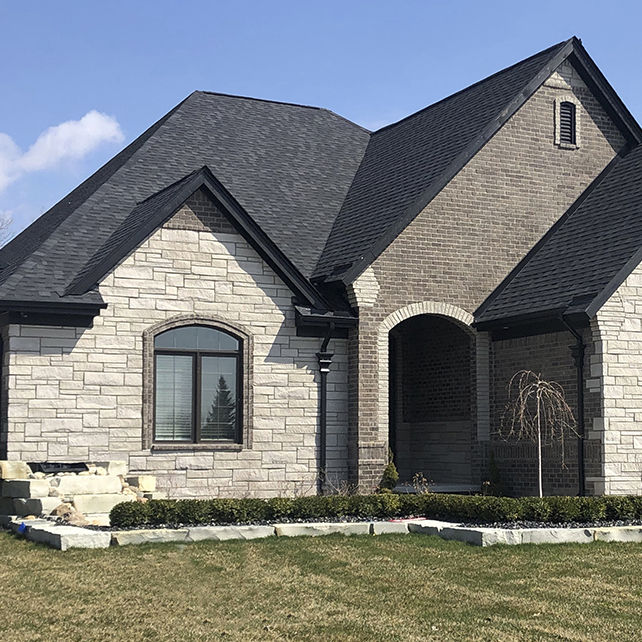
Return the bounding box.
[1,531,641,641]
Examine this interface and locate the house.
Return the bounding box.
[1,36,641,498]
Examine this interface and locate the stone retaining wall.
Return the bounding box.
[0,460,159,525]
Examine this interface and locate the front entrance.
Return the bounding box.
[389,314,475,489]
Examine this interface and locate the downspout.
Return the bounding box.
[560,316,586,496]
[316,322,335,495]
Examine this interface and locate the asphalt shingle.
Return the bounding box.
[475,144,642,325]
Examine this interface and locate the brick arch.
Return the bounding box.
[142,314,254,449]
[376,302,474,438]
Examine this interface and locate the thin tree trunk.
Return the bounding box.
[537,390,543,498]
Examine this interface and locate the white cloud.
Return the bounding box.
[0,111,124,193]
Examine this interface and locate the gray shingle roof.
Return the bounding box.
[0,92,369,305]
[313,40,570,281]
[474,144,642,326]
[1,37,639,315]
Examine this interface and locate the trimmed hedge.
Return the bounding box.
[110,493,642,529]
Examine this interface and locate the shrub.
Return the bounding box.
[108,493,642,529]
[110,500,150,528]
[379,449,399,490]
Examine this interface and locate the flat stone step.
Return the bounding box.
[1,479,50,498]
[72,493,134,514]
[10,518,111,550]
[0,461,32,480]
[55,475,122,495]
[13,497,64,517]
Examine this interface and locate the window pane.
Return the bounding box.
[155,326,198,349]
[196,326,239,351]
[155,326,239,351]
[200,356,238,440]
[154,354,193,441]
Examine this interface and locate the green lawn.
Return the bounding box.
[1,530,640,641]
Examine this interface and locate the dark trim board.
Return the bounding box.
[0,310,97,328]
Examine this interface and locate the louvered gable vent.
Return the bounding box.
[559,101,576,144]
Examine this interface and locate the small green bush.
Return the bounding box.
[109,493,642,529]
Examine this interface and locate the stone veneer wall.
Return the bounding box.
[347,61,627,489]
[591,261,642,495]
[0,190,349,498]
[490,330,601,496]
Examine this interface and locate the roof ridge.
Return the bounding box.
[195,89,324,111]
[195,90,370,133]
[372,38,572,135]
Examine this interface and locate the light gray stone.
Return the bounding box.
[20,522,111,550]
[0,461,32,480]
[274,522,370,537]
[407,519,448,537]
[111,528,190,546]
[187,525,274,541]
[520,528,594,545]
[94,461,128,476]
[72,493,135,514]
[371,521,410,535]
[478,528,523,546]
[56,475,122,495]
[126,475,156,492]
[593,526,642,543]
[1,479,50,498]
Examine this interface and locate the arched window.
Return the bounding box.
[153,325,242,443]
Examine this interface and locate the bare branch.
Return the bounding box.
[499,370,578,496]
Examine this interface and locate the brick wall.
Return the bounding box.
[349,61,627,489]
[390,315,474,484]
[490,330,601,496]
[1,190,349,498]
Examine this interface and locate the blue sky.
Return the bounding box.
[1,0,641,240]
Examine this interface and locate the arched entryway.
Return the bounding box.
[388,313,475,488]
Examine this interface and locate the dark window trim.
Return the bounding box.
[142,315,253,451]
[153,335,242,444]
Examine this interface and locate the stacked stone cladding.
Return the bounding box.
[591,262,642,495]
[348,62,627,489]
[1,189,349,497]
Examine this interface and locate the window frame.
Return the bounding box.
[153,327,243,444]
[142,316,253,451]
[554,96,580,149]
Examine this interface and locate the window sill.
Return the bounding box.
[556,142,579,150]
[151,443,244,452]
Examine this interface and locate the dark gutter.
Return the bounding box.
[316,323,335,495]
[0,299,107,314]
[473,306,571,333]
